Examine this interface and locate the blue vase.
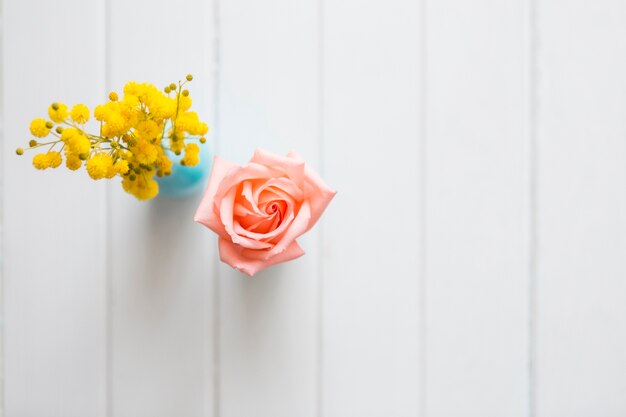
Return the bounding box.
[156,143,212,198]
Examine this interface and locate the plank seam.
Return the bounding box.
[419,0,428,416]
[0,0,4,414]
[212,0,222,414]
[316,0,325,415]
[103,0,112,415]
[527,0,538,414]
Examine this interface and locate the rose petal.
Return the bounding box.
[266,199,311,258]
[236,211,273,231]
[251,148,305,189]
[256,187,296,213]
[219,238,305,276]
[237,208,281,234]
[220,187,273,250]
[234,209,295,242]
[233,202,256,217]
[194,156,238,238]
[287,150,337,232]
[254,177,303,202]
[215,162,284,203]
[240,180,266,216]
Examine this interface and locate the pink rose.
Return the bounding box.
[194,149,336,276]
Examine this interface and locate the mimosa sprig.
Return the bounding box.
[16,74,209,200]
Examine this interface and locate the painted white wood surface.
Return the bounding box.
[535,1,626,416]
[322,0,422,415]
[424,1,530,415]
[2,0,626,416]
[2,0,108,415]
[107,0,215,416]
[216,1,320,416]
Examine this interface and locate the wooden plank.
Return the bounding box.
[107,0,216,416]
[1,5,5,416]
[216,1,321,416]
[2,0,108,415]
[535,1,626,415]
[424,1,530,415]
[321,0,422,415]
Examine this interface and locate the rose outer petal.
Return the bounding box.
[219,238,305,276]
[194,156,239,238]
[251,148,305,189]
[287,150,337,232]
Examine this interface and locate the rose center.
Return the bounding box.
[263,199,287,221]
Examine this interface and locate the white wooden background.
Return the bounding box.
[1,0,626,416]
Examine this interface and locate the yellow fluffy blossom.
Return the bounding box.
[32,154,49,169]
[149,96,177,120]
[93,104,109,121]
[121,91,137,103]
[61,127,79,142]
[29,118,51,138]
[18,74,208,200]
[62,128,91,156]
[182,143,200,166]
[122,175,159,200]
[178,95,192,112]
[32,152,61,169]
[130,139,159,165]
[168,130,186,153]
[176,112,209,135]
[86,153,114,180]
[135,120,160,141]
[113,160,129,175]
[155,148,173,176]
[70,104,90,124]
[47,152,62,168]
[66,154,82,170]
[48,102,68,123]
[123,81,142,98]
[101,105,131,137]
[74,135,91,156]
